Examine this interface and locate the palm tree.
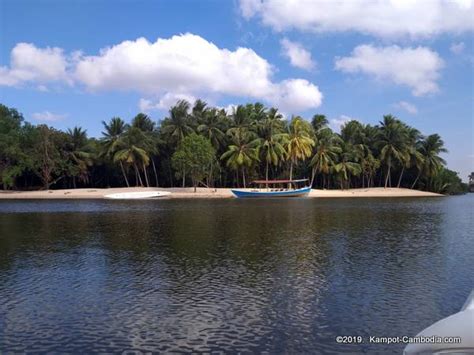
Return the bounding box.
[197,108,227,149]
[334,141,362,189]
[197,108,227,187]
[161,100,194,145]
[377,115,409,188]
[311,114,329,132]
[114,127,150,187]
[131,113,159,186]
[286,117,314,183]
[397,125,422,188]
[221,130,259,188]
[411,134,447,189]
[65,126,93,188]
[227,105,251,137]
[101,117,130,187]
[310,134,341,188]
[257,108,288,181]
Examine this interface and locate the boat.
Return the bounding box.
[404,289,474,354]
[104,191,171,199]
[231,179,311,198]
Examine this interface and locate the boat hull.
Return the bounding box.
[104,191,171,199]
[231,187,311,198]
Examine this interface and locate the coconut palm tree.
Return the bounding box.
[310,134,342,188]
[286,117,314,183]
[101,117,130,187]
[334,141,362,189]
[161,100,194,145]
[131,113,159,186]
[65,126,93,188]
[411,134,447,189]
[377,115,409,188]
[257,108,288,181]
[114,127,150,187]
[197,108,227,150]
[221,130,259,188]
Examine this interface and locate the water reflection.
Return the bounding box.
[0,196,472,353]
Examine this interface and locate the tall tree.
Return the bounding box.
[286,117,314,183]
[412,134,447,189]
[310,133,341,188]
[221,130,259,188]
[65,127,93,188]
[377,115,409,188]
[257,108,288,181]
[161,100,194,145]
[172,133,215,192]
[101,117,130,187]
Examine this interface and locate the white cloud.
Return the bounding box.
[73,34,322,111]
[395,101,418,114]
[0,43,69,86]
[329,115,355,132]
[31,111,67,122]
[280,38,315,70]
[450,42,465,54]
[239,0,474,38]
[335,44,444,96]
[0,34,323,113]
[139,93,197,112]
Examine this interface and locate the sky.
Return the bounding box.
[0,0,473,180]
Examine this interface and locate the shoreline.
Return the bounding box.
[0,187,444,199]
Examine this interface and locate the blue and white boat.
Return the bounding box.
[231,179,311,198]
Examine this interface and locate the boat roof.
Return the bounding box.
[252,179,308,184]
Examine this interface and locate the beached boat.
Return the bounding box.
[404,289,474,354]
[104,191,171,199]
[231,179,311,198]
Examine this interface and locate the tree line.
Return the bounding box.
[0,101,467,194]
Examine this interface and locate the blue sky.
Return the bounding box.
[0,0,473,179]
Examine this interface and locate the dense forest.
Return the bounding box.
[0,101,467,194]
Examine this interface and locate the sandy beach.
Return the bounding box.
[0,187,443,199]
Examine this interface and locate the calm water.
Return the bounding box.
[0,195,473,353]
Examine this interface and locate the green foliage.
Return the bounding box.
[172,133,215,190]
[0,101,464,194]
[429,168,468,195]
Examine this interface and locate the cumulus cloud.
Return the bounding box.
[450,42,466,54]
[31,111,67,122]
[139,93,197,112]
[0,43,69,86]
[1,34,323,113]
[329,115,356,132]
[395,101,418,114]
[335,44,444,96]
[280,38,315,70]
[239,0,474,38]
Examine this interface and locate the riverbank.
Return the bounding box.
[0,187,443,199]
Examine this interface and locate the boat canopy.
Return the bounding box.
[251,179,308,185]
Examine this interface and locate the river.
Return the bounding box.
[0,195,472,353]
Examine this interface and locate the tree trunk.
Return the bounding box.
[310,166,316,188]
[134,164,143,186]
[397,166,405,188]
[143,163,150,187]
[151,158,159,187]
[289,160,294,189]
[242,167,246,188]
[266,161,269,190]
[384,165,391,188]
[411,170,422,189]
[182,169,186,187]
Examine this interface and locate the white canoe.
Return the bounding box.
[104,191,171,199]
